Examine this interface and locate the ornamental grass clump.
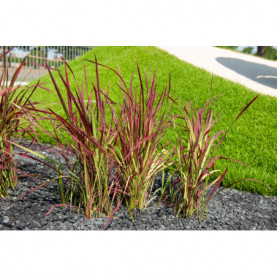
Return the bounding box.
[25,57,121,219]
[160,94,262,221]
[110,62,175,219]
[0,48,39,199]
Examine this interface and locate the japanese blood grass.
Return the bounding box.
[28,57,176,223]
[100,61,175,220]
[159,93,266,221]
[8,55,266,226]
[23,57,123,220]
[0,48,39,198]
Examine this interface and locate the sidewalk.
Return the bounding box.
[158,46,277,97]
[0,67,48,84]
[7,81,29,86]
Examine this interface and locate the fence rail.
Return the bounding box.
[0,46,94,82]
[0,46,94,69]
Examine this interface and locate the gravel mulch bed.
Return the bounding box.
[0,140,276,230]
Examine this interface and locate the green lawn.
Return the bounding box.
[27,46,277,197]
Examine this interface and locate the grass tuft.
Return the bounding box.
[0,47,39,198]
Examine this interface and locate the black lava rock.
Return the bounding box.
[0,140,276,230]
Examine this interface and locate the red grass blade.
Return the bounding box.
[44,204,77,217]
[206,168,228,204]
[213,96,259,154]
[0,47,13,59]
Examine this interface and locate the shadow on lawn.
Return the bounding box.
[216,57,277,90]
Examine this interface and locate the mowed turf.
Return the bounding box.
[28,46,277,196]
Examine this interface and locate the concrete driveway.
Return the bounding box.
[158,46,277,97]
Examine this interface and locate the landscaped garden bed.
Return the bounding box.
[1,46,276,230]
[0,139,276,230]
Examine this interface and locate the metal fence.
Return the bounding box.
[0,46,95,82]
[0,46,95,69]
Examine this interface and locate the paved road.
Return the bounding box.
[158,46,277,97]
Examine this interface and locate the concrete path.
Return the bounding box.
[0,67,48,84]
[158,46,277,97]
[7,81,29,86]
